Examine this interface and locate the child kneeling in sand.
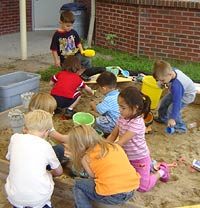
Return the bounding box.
[68,124,140,207]
[5,110,63,208]
[107,86,170,192]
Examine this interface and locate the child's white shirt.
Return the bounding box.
[5,133,60,207]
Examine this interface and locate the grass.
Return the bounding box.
[37,46,200,82]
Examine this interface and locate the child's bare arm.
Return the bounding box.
[84,85,94,95]
[77,42,84,54]
[49,130,69,144]
[52,51,60,67]
[116,130,136,146]
[49,80,55,87]
[81,154,95,178]
[51,164,63,177]
[107,126,119,141]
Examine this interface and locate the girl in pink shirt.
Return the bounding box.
[107,86,170,192]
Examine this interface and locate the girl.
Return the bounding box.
[28,92,68,143]
[28,92,69,166]
[107,86,170,192]
[49,56,94,118]
[67,124,140,208]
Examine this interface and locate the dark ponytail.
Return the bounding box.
[141,93,151,119]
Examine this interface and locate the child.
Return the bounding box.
[67,124,140,207]
[5,110,63,208]
[49,56,94,118]
[28,92,68,167]
[28,92,68,143]
[152,60,196,133]
[50,10,91,81]
[107,86,170,192]
[90,71,120,135]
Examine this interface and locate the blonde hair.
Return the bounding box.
[24,109,53,132]
[28,92,57,114]
[152,60,172,80]
[68,124,116,171]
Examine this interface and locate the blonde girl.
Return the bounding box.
[28,92,68,143]
[28,92,69,166]
[68,124,140,208]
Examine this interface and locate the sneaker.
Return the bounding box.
[54,107,62,114]
[150,160,158,173]
[175,129,186,134]
[153,116,165,124]
[80,74,91,81]
[159,162,170,183]
[65,108,76,119]
[61,156,70,168]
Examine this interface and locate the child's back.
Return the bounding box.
[68,124,140,207]
[88,143,140,195]
[5,110,63,207]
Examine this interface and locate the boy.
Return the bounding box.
[50,10,92,81]
[90,71,120,135]
[152,60,196,133]
[5,110,63,208]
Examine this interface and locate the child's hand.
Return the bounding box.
[54,60,60,67]
[168,119,176,127]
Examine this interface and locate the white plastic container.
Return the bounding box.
[8,109,24,133]
[21,92,34,111]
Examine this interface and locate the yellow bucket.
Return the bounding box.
[141,76,162,109]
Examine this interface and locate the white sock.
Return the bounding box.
[68,107,73,110]
[158,169,165,178]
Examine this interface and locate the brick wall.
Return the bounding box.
[1,0,199,62]
[95,0,200,62]
[0,0,32,36]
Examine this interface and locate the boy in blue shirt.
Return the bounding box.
[152,60,196,133]
[90,71,120,135]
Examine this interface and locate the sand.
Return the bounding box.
[0,54,200,208]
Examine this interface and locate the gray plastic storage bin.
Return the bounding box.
[60,2,87,39]
[0,71,41,112]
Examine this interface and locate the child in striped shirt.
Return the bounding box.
[90,71,120,135]
[107,86,170,192]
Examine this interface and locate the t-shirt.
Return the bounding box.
[50,29,81,63]
[88,143,140,195]
[5,133,60,207]
[50,70,86,98]
[117,115,149,161]
[96,89,120,123]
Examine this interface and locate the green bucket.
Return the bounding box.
[73,112,95,126]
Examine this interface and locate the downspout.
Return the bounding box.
[87,0,96,48]
[19,0,27,60]
[137,4,141,57]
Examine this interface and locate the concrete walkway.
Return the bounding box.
[0,30,54,64]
